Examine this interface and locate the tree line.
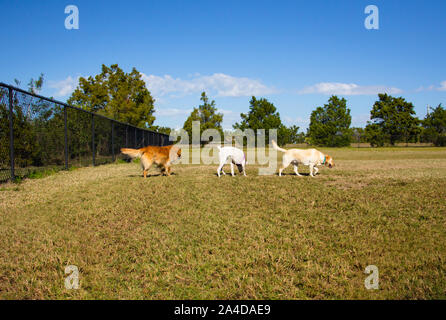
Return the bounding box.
[181,90,445,148]
[307,94,445,147]
[46,63,446,147]
[2,63,445,163]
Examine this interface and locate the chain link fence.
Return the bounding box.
[0,83,171,182]
[0,86,10,181]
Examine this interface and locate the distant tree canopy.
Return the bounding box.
[422,104,446,146]
[282,125,306,145]
[68,64,155,128]
[307,95,352,147]
[26,73,44,95]
[183,92,224,142]
[151,125,172,136]
[233,96,299,146]
[365,94,419,147]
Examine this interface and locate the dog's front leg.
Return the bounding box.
[217,162,225,177]
[309,164,315,177]
[163,162,172,176]
[230,163,235,177]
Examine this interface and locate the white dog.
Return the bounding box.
[272,140,334,177]
[217,146,247,177]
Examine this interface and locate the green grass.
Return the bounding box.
[0,147,445,299]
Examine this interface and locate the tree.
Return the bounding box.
[0,88,41,167]
[365,123,385,147]
[365,94,420,146]
[68,64,155,128]
[233,96,292,145]
[151,125,172,136]
[422,104,446,146]
[183,92,223,143]
[307,95,352,147]
[351,127,367,144]
[27,73,44,94]
[0,74,63,168]
[281,125,306,145]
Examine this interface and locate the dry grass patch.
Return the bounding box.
[0,147,445,299]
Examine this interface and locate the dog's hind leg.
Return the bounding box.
[230,162,235,177]
[293,164,301,176]
[279,156,291,177]
[141,155,153,178]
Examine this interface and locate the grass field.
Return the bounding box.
[0,147,445,299]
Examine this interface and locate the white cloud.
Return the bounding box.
[48,76,79,97]
[141,73,277,98]
[417,81,446,92]
[416,85,434,92]
[352,114,371,125]
[299,82,402,96]
[154,107,233,118]
[283,116,310,126]
[220,109,234,115]
[154,108,192,117]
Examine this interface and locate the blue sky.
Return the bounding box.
[1,0,445,130]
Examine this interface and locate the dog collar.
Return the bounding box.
[322,155,326,164]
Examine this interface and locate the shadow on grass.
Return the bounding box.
[276,172,312,176]
[128,172,178,178]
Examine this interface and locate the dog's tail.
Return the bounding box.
[271,140,287,153]
[120,148,144,159]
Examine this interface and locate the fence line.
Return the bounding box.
[0,82,171,182]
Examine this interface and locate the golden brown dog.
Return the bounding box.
[121,145,181,178]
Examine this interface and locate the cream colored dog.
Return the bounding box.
[272,140,334,177]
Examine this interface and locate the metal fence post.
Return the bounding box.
[111,120,115,161]
[125,125,128,147]
[92,113,95,166]
[64,106,68,170]
[8,87,15,181]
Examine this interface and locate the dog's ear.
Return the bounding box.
[326,155,334,168]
